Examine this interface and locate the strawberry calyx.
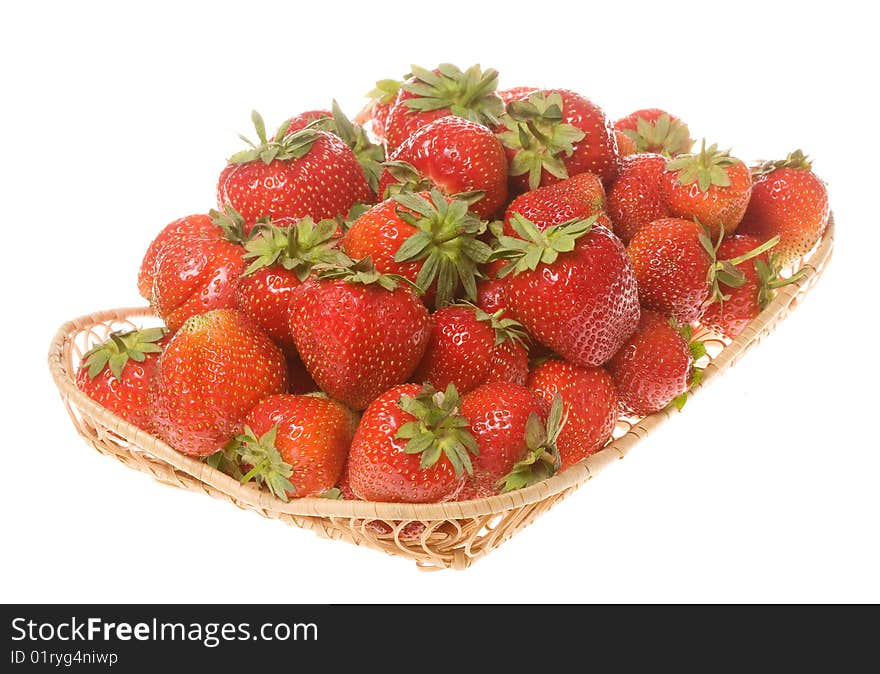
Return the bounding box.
[367,78,404,107]
[316,255,416,293]
[307,100,385,192]
[751,149,813,177]
[472,304,529,347]
[497,394,566,492]
[491,213,598,277]
[698,223,780,306]
[242,217,347,280]
[81,327,167,381]
[382,160,434,197]
[381,160,488,206]
[234,425,296,502]
[755,257,810,309]
[496,91,586,190]
[391,190,492,307]
[209,203,250,244]
[666,139,740,192]
[228,110,319,165]
[395,383,479,478]
[402,63,503,128]
[205,443,244,481]
[622,112,694,157]
[669,320,707,411]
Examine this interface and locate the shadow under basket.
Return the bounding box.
[48,218,834,570]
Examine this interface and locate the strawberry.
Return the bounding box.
[496,89,618,192]
[502,171,606,237]
[627,217,777,323]
[75,328,169,433]
[342,190,491,308]
[412,304,529,394]
[606,153,671,244]
[614,109,694,157]
[475,258,509,314]
[614,129,638,157]
[699,234,805,338]
[527,359,617,470]
[231,393,357,500]
[304,101,386,195]
[138,214,221,300]
[459,383,562,499]
[363,78,403,143]
[347,383,478,503]
[378,115,508,219]
[153,309,287,457]
[234,216,346,348]
[607,310,703,415]
[495,215,640,367]
[147,206,247,332]
[383,63,503,153]
[287,258,432,411]
[737,150,830,267]
[660,140,752,238]
[216,111,372,232]
[485,338,530,387]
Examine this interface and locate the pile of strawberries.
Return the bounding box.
[76,64,830,505]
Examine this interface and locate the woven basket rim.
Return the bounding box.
[48,216,834,521]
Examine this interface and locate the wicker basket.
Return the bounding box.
[48,218,834,570]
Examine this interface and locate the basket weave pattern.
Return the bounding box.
[48,219,834,570]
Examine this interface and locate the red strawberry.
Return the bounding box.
[287,258,432,411]
[475,258,509,314]
[138,214,220,300]
[607,310,702,415]
[737,150,830,267]
[383,64,503,153]
[342,191,491,308]
[699,234,804,338]
[503,171,606,237]
[363,78,403,143]
[412,305,529,394]
[615,129,638,157]
[527,359,617,470]
[147,206,247,332]
[75,328,169,433]
[606,153,671,244]
[378,115,508,219]
[234,217,346,348]
[614,109,694,157]
[497,215,640,367]
[217,111,372,232]
[303,101,386,196]
[459,382,561,499]
[485,338,530,387]
[233,393,357,500]
[660,140,752,238]
[153,309,287,456]
[285,109,331,133]
[347,383,478,503]
[496,89,618,192]
[627,217,778,323]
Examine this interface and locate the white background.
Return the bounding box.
[2,1,877,603]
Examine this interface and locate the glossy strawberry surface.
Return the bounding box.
[153,309,288,456]
[606,310,692,416]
